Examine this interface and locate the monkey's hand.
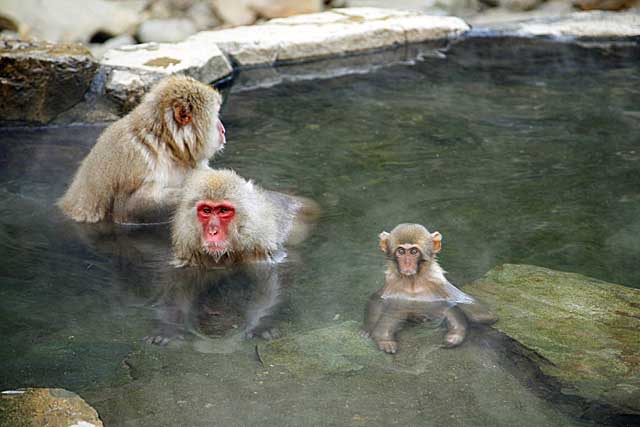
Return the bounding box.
[443,331,465,348]
[142,333,185,347]
[245,326,281,340]
[376,340,398,354]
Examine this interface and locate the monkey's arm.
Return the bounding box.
[443,306,468,348]
[243,263,283,340]
[458,301,498,325]
[116,185,182,224]
[361,291,385,337]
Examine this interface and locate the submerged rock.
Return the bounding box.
[0,39,97,124]
[0,388,103,427]
[257,321,388,376]
[465,264,640,415]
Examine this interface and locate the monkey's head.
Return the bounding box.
[379,224,442,276]
[172,169,279,266]
[144,75,226,161]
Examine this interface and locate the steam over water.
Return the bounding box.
[1,38,639,426]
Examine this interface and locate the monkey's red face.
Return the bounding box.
[197,200,235,252]
[394,244,423,276]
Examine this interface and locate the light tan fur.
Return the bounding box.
[58,75,225,223]
[172,169,313,268]
[363,223,496,353]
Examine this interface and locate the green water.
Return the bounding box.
[1,38,639,426]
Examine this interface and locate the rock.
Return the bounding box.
[497,0,544,11]
[186,1,222,31]
[196,7,469,66]
[101,39,232,111]
[137,18,198,43]
[469,0,575,26]
[0,39,98,124]
[480,11,640,38]
[211,0,324,26]
[89,34,137,60]
[573,0,640,10]
[465,264,640,415]
[251,0,324,19]
[211,0,258,26]
[0,0,146,43]
[0,388,103,427]
[257,321,388,377]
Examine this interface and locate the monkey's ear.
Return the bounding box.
[173,102,192,126]
[431,231,442,254]
[379,231,390,253]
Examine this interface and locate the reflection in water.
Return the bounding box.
[1,38,639,426]
[149,261,286,346]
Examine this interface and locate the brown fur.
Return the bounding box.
[362,223,497,353]
[58,75,225,223]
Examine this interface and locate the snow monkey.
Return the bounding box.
[143,168,317,343]
[361,223,497,354]
[58,75,226,224]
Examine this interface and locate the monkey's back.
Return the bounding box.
[57,118,148,223]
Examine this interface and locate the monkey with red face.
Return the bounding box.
[58,75,226,224]
[172,168,315,267]
[143,168,317,344]
[361,223,496,354]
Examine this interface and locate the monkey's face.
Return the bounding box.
[394,244,423,276]
[197,200,236,258]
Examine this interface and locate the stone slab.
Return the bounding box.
[193,7,470,66]
[475,11,640,39]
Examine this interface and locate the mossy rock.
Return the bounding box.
[0,388,103,427]
[257,321,388,377]
[465,264,640,414]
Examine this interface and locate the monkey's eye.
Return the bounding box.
[218,207,229,214]
[201,207,212,215]
[410,248,419,255]
[396,248,406,256]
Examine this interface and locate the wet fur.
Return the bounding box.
[58,75,224,223]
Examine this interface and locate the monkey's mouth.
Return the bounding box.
[203,243,229,261]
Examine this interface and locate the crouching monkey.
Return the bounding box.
[58,75,226,224]
[361,223,496,354]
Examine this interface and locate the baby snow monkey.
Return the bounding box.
[361,223,496,354]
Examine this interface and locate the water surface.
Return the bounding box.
[1,38,639,426]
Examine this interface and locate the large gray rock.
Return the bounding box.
[0,39,97,124]
[101,39,232,111]
[0,0,146,43]
[465,264,640,415]
[195,7,470,66]
[0,388,103,427]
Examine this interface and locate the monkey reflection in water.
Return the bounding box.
[144,168,317,345]
[361,224,497,354]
